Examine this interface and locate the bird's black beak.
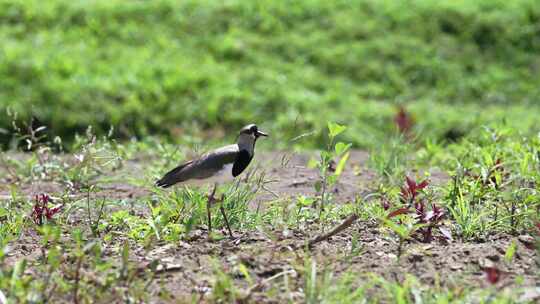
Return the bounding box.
[255,130,269,137]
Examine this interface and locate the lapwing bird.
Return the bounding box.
[155,124,268,237]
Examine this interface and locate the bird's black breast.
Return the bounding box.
[232,150,253,177]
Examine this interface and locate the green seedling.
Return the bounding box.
[383,217,424,260]
[310,122,350,217]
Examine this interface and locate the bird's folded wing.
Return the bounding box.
[156,145,239,187]
[190,145,239,179]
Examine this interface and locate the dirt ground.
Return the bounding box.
[1,151,539,302]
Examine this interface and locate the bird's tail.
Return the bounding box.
[155,161,192,188]
[155,177,173,188]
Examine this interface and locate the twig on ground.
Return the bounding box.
[307,213,359,248]
[155,264,183,274]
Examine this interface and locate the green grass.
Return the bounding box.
[1,0,540,148]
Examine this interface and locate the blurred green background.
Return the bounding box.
[1,0,539,149]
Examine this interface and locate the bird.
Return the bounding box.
[155,123,268,238]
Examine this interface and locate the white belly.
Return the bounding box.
[185,163,235,186]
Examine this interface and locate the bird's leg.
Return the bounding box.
[207,183,218,238]
[219,193,233,238]
[206,203,212,237]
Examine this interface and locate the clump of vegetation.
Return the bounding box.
[443,127,540,240]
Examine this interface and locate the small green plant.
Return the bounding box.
[344,231,363,265]
[383,217,421,260]
[210,261,241,303]
[504,240,517,264]
[5,112,62,182]
[301,255,366,304]
[84,186,106,238]
[141,188,207,243]
[446,170,488,240]
[64,127,123,189]
[310,122,350,216]
[369,136,411,184]
[0,195,25,244]
[372,274,418,303]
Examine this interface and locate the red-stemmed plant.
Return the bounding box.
[31,193,63,225]
[394,106,414,135]
[414,201,446,242]
[400,176,429,205]
[388,176,450,243]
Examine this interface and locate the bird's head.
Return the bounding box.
[237,124,268,146]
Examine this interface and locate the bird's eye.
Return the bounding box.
[250,126,257,133]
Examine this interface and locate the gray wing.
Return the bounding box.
[155,145,239,188]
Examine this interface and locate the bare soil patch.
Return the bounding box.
[1,151,538,302]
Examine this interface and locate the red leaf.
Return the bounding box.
[417,180,429,190]
[31,205,43,224]
[45,204,63,219]
[431,203,444,220]
[414,201,426,221]
[394,106,414,134]
[406,176,416,191]
[483,267,501,284]
[38,193,50,204]
[387,207,411,218]
[400,186,409,202]
[402,176,429,203]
